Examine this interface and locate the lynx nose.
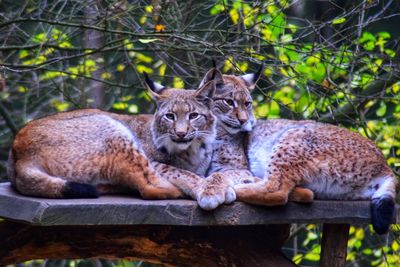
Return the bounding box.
[238,117,248,125]
[176,131,187,139]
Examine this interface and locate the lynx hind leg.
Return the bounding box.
[234,176,294,206]
[14,161,98,198]
[120,159,184,200]
[197,172,236,210]
[289,187,314,203]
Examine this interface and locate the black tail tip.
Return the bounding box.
[371,196,395,235]
[63,182,99,199]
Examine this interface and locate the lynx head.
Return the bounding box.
[145,73,216,154]
[199,64,263,134]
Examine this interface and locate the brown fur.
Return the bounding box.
[8,82,235,207]
[200,68,397,209]
[200,68,314,203]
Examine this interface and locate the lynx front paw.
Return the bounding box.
[197,173,236,210]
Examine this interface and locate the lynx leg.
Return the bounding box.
[153,163,236,210]
[234,178,294,206]
[123,170,183,199]
[101,146,183,199]
[14,160,98,198]
[289,187,314,203]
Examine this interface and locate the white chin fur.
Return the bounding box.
[164,139,192,153]
[241,122,253,132]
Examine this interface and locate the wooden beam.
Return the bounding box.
[1,183,398,226]
[0,221,296,267]
[320,224,350,267]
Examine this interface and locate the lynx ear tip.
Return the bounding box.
[212,59,217,68]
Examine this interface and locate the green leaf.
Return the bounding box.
[376,102,387,117]
[112,102,128,110]
[359,32,375,43]
[377,31,391,39]
[304,252,320,261]
[332,17,346,25]
[210,4,225,15]
[19,50,29,59]
[384,49,396,58]
[32,32,47,43]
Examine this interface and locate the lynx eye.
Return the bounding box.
[189,112,199,120]
[223,99,234,106]
[245,101,252,108]
[165,113,175,120]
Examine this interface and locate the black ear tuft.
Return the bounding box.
[241,62,264,90]
[254,62,265,84]
[212,59,217,69]
[200,68,224,87]
[143,72,165,93]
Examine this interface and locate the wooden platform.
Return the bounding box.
[0,182,398,267]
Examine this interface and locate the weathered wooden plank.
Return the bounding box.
[0,183,398,226]
[320,224,350,267]
[0,221,295,267]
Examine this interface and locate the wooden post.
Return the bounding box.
[320,223,350,267]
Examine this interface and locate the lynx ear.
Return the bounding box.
[144,72,165,94]
[195,80,216,107]
[241,62,264,90]
[199,68,224,87]
[144,72,166,102]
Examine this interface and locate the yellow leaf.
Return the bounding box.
[263,68,273,77]
[144,5,153,13]
[101,72,112,79]
[229,9,239,24]
[136,65,153,74]
[159,64,166,76]
[135,53,153,63]
[18,86,28,93]
[51,99,69,112]
[173,77,184,89]
[112,102,128,110]
[392,240,399,251]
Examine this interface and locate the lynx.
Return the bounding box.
[7,79,235,208]
[200,66,398,234]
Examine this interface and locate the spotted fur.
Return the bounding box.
[201,68,314,203]
[8,81,235,209]
[201,68,398,234]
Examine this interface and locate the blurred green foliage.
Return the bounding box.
[1,0,399,266]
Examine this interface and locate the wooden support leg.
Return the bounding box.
[320,223,350,267]
[0,221,297,267]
